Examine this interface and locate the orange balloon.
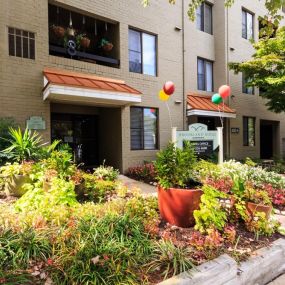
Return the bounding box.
[159,90,170,101]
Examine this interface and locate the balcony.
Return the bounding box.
[48,3,120,68]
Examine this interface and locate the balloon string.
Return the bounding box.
[218,103,224,129]
[165,101,173,129]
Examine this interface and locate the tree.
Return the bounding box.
[229,27,285,113]
[142,0,284,23]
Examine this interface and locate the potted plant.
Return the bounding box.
[99,38,113,52]
[43,169,58,192]
[244,184,272,219]
[51,24,65,38]
[0,161,33,197]
[154,142,203,228]
[71,169,85,198]
[76,33,91,49]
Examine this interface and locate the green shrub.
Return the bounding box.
[155,142,197,189]
[147,240,195,280]
[1,128,45,163]
[93,163,119,181]
[194,185,228,233]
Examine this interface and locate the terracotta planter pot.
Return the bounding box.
[52,26,65,38]
[5,174,31,197]
[246,202,272,219]
[43,181,52,192]
[157,186,203,228]
[102,43,113,52]
[80,37,90,49]
[75,182,85,198]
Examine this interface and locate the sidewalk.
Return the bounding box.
[118,175,157,195]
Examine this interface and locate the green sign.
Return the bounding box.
[176,123,218,151]
[26,116,46,130]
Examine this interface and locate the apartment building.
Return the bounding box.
[0,0,284,172]
[185,0,285,160]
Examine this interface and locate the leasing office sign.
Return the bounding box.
[176,123,218,155]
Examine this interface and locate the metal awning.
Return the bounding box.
[187,93,236,118]
[43,68,142,106]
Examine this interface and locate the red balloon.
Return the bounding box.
[219,85,231,99]
[163,81,175,95]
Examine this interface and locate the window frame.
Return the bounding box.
[196,2,213,35]
[197,57,214,92]
[128,27,157,76]
[242,73,254,95]
[243,116,256,147]
[8,27,35,60]
[130,106,159,150]
[242,8,254,40]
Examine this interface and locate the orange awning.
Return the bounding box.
[187,93,236,118]
[43,68,142,105]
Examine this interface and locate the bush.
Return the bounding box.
[93,163,119,181]
[155,142,197,189]
[127,162,157,183]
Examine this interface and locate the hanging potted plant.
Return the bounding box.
[51,24,65,38]
[76,33,91,49]
[244,185,272,219]
[154,142,203,228]
[99,38,113,52]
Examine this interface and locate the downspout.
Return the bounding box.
[182,0,186,130]
[226,5,231,159]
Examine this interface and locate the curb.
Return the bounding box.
[158,238,285,285]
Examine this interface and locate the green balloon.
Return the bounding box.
[212,93,223,104]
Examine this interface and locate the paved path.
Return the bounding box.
[118,175,157,195]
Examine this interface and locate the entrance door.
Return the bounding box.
[51,113,99,167]
[260,124,273,159]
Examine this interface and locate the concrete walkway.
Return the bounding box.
[118,175,157,195]
[267,274,285,285]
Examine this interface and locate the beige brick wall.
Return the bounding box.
[0,0,184,172]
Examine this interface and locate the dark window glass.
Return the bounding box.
[130,107,158,150]
[242,73,254,94]
[242,9,254,40]
[197,58,213,92]
[196,2,213,34]
[243,117,255,146]
[8,27,35,59]
[129,29,156,76]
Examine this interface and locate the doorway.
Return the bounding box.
[260,120,279,159]
[51,113,99,167]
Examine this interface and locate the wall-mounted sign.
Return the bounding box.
[231,127,240,134]
[26,116,46,130]
[176,123,218,152]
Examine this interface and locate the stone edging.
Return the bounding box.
[158,238,285,285]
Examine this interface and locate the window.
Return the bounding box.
[8,27,35,59]
[242,73,254,94]
[196,2,213,34]
[243,117,255,146]
[197,58,213,91]
[130,107,158,150]
[129,29,157,76]
[242,9,254,40]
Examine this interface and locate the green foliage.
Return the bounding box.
[82,173,117,202]
[0,228,51,270]
[1,128,45,162]
[230,27,285,112]
[147,240,195,280]
[245,185,272,205]
[194,185,228,233]
[0,118,16,164]
[14,178,78,214]
[93,162,119,181]
[155,142,197,188]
